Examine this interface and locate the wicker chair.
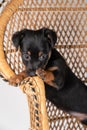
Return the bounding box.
[0,0,87,130]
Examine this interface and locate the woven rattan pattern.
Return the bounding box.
[46,100,85,130]
[3,0,87,129]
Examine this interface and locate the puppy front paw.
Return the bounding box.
[9,74,24,86]
[36,69,58,89]
[36,69,46,80]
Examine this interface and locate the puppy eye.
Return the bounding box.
[23,53,31,61]
[39,54,47,61]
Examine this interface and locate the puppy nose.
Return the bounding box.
[29,71,36,76]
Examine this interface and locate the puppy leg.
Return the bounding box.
[9,71,27,86]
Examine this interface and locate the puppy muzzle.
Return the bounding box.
[26,69,37,76]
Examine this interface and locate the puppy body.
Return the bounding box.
[11,28,87,125]
[45,48,87,124]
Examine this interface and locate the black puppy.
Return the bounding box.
[10,28,87,125]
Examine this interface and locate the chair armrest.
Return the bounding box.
[20,76,49,130]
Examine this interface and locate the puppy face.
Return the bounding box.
[12,28,57,76]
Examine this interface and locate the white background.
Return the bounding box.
[0,78,30,130]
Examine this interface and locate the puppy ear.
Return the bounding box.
[12,29,26,50]
[43,28,57,48]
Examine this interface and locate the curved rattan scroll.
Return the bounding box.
[0,0,23,79]
[20,76,49,130]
